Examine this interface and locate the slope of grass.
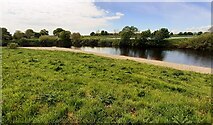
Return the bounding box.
[2,48,212,123]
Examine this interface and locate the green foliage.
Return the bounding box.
[101,30,109,35]
[81,38,99,47]
[25,29,35,39]
[178,33,213,51]
[0,27,12,41]
[71,33,81,47]
[58,31,71,48]
[40,29,49,36]
[98,39,113,47]
[18,38,41,47]
[34,32,41,38]
[13,30,25,40]
[152,28,170,42]
[39,35,58,47]
[53,28,65,37]
[90,32,95,36]
[141,29,151,39]
[7,42,18,49]
[197,31,202,35]
[2,48,211,123]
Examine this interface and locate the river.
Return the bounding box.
[72,47,212,68]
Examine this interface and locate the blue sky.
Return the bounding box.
[1,0,211,34]
[94,2,211,33]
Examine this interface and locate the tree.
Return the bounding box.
[25,29,35,39]
[72,32,81,47]
[122,26,138,33]
[153,28,170,42]
[101,30,105,35]
[141,29,151,39]
[170,32,173,36]
[0,27,12,40]
[53,28,65,36]
[39,35,58,47]
[187,32,193,35]
[58,30,71,48]
[100,30,109,35]
[104,31,108,35]
[40,29,49,35]
[13,30,25,40]
[119,26,139,46]
[197,31,203,35]
[178,32,183,35]
[34,32,41,38]
[90,32,95,36]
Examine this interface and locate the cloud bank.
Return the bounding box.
[0,0,124,34]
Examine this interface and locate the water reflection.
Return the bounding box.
[72,46,212,68]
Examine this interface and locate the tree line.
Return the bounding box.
[0,26,207,48]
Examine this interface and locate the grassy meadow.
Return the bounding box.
[2,48,212,123]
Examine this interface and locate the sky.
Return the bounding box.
[0,0,212,35]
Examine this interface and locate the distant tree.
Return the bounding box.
[100,30,109,35]
[39,35,58,47]
[141,29,151,39]
[197,31,203,35]
[119,26,139,46]
[187,32,193,35]
[160,28,170,38]
[104,31,108,35]
[72,32,81,47]
[40,29,49,35]
[101,30,105,35]
[120,30,132,46]
[25,29,35,39]
[153,28,170,42]
[170,32,173,36]
[13,30,25,40]
[0,27,12,40]
[183,32,188,35]
[34,32,41,38]
[90,32,95,36]
[58,31,71,48]
[178,32,183,35]
[122,26,138,33]
[53,28,65,37]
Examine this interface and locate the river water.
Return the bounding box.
[72,47,212,68]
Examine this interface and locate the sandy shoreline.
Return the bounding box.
[20,47,212,74]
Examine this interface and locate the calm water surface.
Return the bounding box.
[72,47,212,68]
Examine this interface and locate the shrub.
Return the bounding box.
[111,39,120,47]
[81,38,99,47]
[179,33,213,51]
[7,43,18,49]
[18,38,40,47]
[98,39,113,47]
[39,35,58,47]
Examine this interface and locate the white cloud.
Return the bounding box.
[0,0,124,34]
[171,25,211,34]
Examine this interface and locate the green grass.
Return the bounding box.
[2,48,212,123]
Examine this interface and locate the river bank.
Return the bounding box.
[21,47,212,74]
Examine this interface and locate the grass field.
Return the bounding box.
[2,48,212,123]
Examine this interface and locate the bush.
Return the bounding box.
[39,35,58,47]
[98,39,113,47]
[18,38,41,47]
[7,43,18,49]
[80,38,99,47]
[111,39,120,47]
[179,33,213,51]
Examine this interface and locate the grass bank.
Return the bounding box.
[2,48,212,123]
